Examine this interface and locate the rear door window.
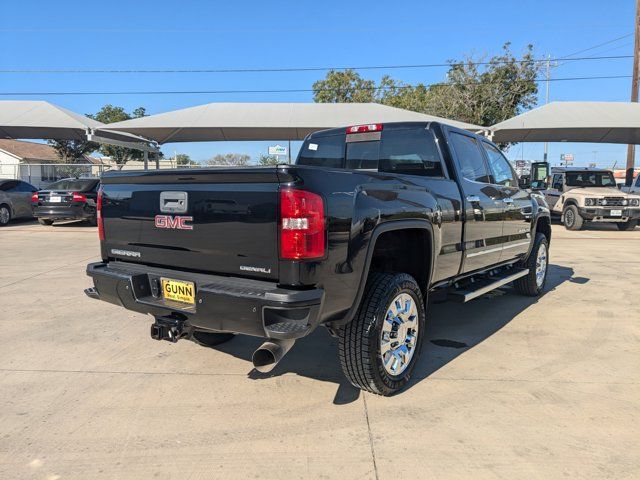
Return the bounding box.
[378,128,444,177]
[449,133,491,183]
[297,134,345,168]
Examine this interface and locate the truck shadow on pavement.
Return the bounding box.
[214,264,583,405]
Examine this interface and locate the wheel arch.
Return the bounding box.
[334,219,434,327]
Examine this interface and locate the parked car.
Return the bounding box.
[0,179,38,226]
[32,178,100,225]
[543,167,640,230]
[85,122,551,396]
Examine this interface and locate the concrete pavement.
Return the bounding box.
[0,220,638,479]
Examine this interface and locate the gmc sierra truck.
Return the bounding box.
[85,122,551,396]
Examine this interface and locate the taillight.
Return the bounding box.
[279,189,325,260]
[72,192,87,202]
[346,123,383,134]
[31,192,38,203]
[97,188,105,241]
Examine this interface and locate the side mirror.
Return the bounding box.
[530,162,550,190]
[518,175,531,189]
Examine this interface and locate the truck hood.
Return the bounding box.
[565,186,631,197]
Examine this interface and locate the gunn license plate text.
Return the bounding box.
[161,278,195,305]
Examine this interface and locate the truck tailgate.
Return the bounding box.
[100,168,281,280]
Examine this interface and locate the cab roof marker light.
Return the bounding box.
[346,124,383,134]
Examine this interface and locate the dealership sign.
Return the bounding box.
[268,145,288,156]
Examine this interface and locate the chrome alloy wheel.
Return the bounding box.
[535,243,548,288]
[0,206,9,225]
[380,293,419,376]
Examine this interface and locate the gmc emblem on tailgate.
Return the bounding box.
[154,215,193,230]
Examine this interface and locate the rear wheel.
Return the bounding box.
[0,205,10,226]
[616,220,637,231]
[563,205,583,230]
[190,330,235,347]
[87,215,98,226]
[38,218,54,226]
[338,272,425,396]
[514,233,549,296]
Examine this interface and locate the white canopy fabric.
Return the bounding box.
[490,101,640,144]
[0,100,155,147]
[96,102,484,143]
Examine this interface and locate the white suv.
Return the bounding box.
[544,168,640,231]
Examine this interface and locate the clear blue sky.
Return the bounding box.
[0,0,635,167]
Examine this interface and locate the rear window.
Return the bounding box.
[47,179,98,191]
[297,134,345,168]
[297,126,445,177]
[378,128,443,177]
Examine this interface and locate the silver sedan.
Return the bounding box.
[0,179,38,226]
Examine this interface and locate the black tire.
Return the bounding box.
[338,272,426,396]
[616,220,637,231]
[87,215,98,226]
[0,204,11,226]
[563,205,583,230]
[190,330,235,347]
[38,218,54,226]
[514,233,549,296]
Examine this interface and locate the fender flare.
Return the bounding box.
[334,219,435,327]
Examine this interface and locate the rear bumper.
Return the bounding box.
[34,205,94,220]
[85,261,324,340]
[577,207,640,222]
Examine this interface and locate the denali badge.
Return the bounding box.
[154,215,193,230]
[240,265,272,274]
[111,249,141,258]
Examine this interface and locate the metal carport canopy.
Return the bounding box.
[96,102,484,143]
[490,101,640,144]
[0,100,158,152]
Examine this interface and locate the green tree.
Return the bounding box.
[205,153,251,166]
[88,105,148,168]
[258,154,281,166]
[175,153,196,166]
[47,139,99,163]
[312,44,540,144]
[312,69,377,103]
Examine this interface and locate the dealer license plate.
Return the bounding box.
[50,196,62,202]
[610,210,622,217]
[161,278,195,305]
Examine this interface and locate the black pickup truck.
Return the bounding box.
[85,122,551,395]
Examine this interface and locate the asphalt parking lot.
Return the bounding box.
[0,220,638,479]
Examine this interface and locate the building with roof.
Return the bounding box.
[0,139,100,187]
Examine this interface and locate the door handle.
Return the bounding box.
[466,195,480,203]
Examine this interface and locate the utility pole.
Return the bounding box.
[543,54,551,162]
[626,0,640,186]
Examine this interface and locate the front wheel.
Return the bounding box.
[0,205,11,226]
[563,205,583,230]
[338,272,426,396]
[616,220,637,231]
[514,233,549,296]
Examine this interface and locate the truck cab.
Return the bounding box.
[544,167,640,230]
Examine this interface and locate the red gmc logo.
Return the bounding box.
[154,215,193,230]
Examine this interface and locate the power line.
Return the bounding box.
[0,75,631,96]
[561,33,634,58]
[0,55,632,75]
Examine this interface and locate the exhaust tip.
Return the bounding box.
[252,348,277,373]
[251,339,295,374]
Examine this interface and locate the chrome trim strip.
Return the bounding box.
[466,241,530,258]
